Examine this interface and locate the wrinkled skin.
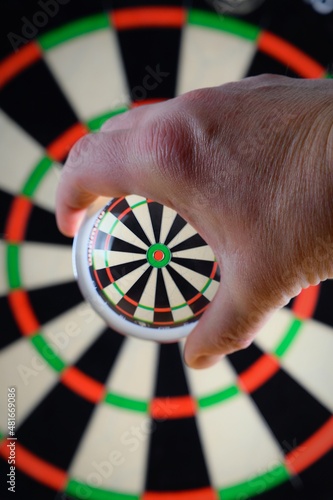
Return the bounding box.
[56,75,333,369]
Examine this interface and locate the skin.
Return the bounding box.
[56,75,333,369]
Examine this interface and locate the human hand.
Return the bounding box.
[56,74,333,369]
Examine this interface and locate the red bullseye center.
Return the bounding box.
[153,250,164,261]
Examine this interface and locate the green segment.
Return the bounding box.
[21,157,53,197]
[66,480,139,500]
[7,244,21,289]
[198,385,239,408]
[38,13,110,50]
[104,392,148,413]
[0,430,4,440]
[87,107,129,131]
[220,464,290,499]
[188,9,260,41]
[274,318,303,358]
[31,334,66,372]
[146,243,171,268]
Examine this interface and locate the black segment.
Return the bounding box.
[145,418,211,491]
[125,265,153,304]
[246,52,299,78]
[117,296,137,315]
[154,269,173,324]
[0,296,22,349]
[109,198,130,217]
[313,281,333,328]
[109,200,151,247]
[75,327,125,382]
[25,205,73,246]
[17,383,95,469]
[0,61,78,147]
[91,266,111,289]
[0,190,13,234]
[250,369,332,451]
[228,342,265,373]
[166,264,210,314]
[154,343,189,397]
[148,202,163,243]
[170,233,208,253]
[0,0,104,59]
[115,28,181,102]
[164,214,187,246]
[110,0,182,8]
[109,258,147,281]
[171,257,217,279]
[107,236,147,254]
[0,460,57,500]
[28,281,83,325]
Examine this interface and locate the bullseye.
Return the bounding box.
[153,249,164,261]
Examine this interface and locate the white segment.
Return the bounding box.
[42,302,106,364]
[134,306,154,323]
[0,241,7,295]
[20,242,74,290]
[44,29,129,121]
[203,278,219,301]
[185,357,237,398]
[172,245,214,261]
[33,162,62,212]
[280,319,333,412]
[176,25,256,95]
[160,205,177,244]
[126,195,146,208]
[167,222,197,250]
[0,338,58,428]
[93,249,145,270]
[69,404,149,493]
[106,337,157,400]
[137,267,157,309]
[169,261,210,292]
[0,111,44,194]
[104,282,124,305]
[255,308,296,353]
[114,262,150,295]
[132,202,155,245]
[161,267,193,321]
[99,212,148,250]
[197,393,284,487]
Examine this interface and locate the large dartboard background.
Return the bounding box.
[1,0,333,499]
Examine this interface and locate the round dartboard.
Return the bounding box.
[74,195,220,341]
[0,1,333,499]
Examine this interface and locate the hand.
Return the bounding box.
[56,74,333,369]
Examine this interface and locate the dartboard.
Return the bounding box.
[74,195,220,341]
[0,1,333,499]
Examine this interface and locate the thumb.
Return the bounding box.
[184,280,271,369]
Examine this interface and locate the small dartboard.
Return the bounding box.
[74,195,220,341]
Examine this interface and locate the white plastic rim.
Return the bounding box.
[73,197,219,342]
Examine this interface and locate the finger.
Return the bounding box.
[184,282,271,369]
[55,128,171,237]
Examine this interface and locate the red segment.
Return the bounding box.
[286,416,333,474]
[154,250,164,261]
[8,290,40,336]
[0,42,41,88]
[5,196,33,243]
[131,98,167,108]
[111,7,185,30]
[258,32,325,79]
[150,396,196,419]
[0,441,67,491]
[143,488,218,500]
[238,354,280,393]
[61,367,105,404]
[118,206,132,220]
[46,123,88,162]
[292,285,320,320]
[210,261,218,279]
